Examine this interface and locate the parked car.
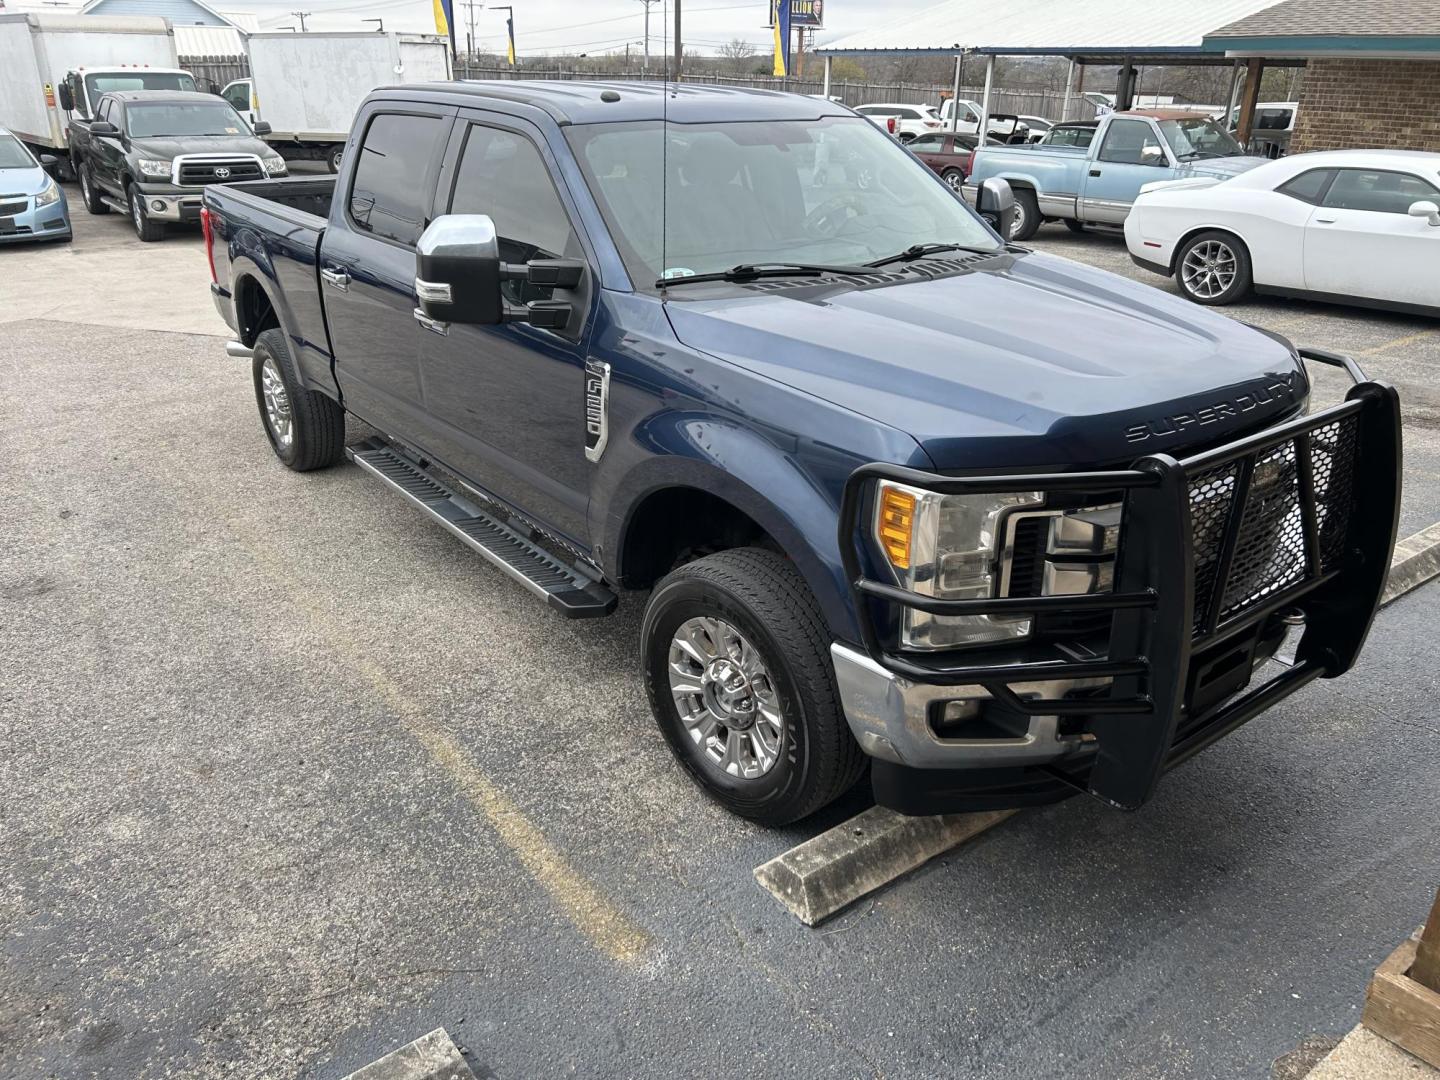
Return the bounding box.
[0,124,71,243]
[69,89,285,241]
[1017,115,1053,142]
[1127,149,1440,312]
[964,110,1269,240]
[854,102,943,142]
[1226,101,1299,158]
[938,98,1032,141]
[1039,121,1097,148]
[203,82,1399,825]
[905,130,994,189]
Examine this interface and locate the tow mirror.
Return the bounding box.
[57,82,74,112]
[252,120,272,136]
[89,121,119,137]
[414,214,586,330]
[1408,200,1440,227]
[976,177,1015,239]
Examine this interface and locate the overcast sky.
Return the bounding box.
[208,0,938,54]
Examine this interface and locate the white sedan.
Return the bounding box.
[1125,149,1440,313]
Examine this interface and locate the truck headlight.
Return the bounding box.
[34,178,61,207]
[262,155,287,177]
[135,158,172,178]
[875,483,1044,649]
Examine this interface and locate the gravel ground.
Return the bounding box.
[0,201,1437,1080]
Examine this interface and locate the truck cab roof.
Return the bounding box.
[389,79,854,125]
[103,89,217,105]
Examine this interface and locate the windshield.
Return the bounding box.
[1158,117,1245,160]
[0,131,36,169]
[565,116,998,290]
[126,102,249,138]
[85,72,196,114]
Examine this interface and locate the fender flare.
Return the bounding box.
[600,422,863,643]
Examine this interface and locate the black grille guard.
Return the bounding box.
[838,348,1402,810]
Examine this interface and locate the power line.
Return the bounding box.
[289,9,309,31]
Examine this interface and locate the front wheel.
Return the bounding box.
[327,147,343,173]
[128,185,165,242]
[1009,188,1042,242]
[1175,230,1252,305]
[641,548,866,826]
[941,166,965,192]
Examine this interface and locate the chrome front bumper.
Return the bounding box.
[830,642,1085,769]
[141,192,204,221]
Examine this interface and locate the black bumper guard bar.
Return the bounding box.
[838,348,1402,809]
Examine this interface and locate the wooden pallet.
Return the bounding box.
[1363,890,1440,1069]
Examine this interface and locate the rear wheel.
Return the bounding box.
[1009,188,1042,242]
[1175,230,1252,305]
[941,167,965,192]
[78,164,107,214]
[641,548,866,826]
[327,147,343,173]
[251,328,345,471]
[128,184,165,242]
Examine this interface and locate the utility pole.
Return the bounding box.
[462,1,479,64]
[636,0,659,75]
[290,10,309,31]
[672,0,682,80]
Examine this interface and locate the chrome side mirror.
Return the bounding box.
[1408,200,1440,227]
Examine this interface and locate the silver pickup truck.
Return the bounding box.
[963,110,1268,240]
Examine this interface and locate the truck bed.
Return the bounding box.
[219,176,334,226]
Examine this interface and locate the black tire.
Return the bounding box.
[327,148,343,174]
[940,166,965,192]
[1063,217,1087,234]
[251,327,345,471]
[127,183,165,242]
[1009,187,1042,242]
[1173,229,1252,306]
[641,548,866,826]
[78,164,108,214]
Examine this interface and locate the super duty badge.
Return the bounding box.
[585,358,610,462]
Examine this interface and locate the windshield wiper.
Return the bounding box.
[657,262,870,289]
[865,242,998,268]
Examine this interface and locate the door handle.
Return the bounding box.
[320,266,350,291]
[1314,217,1336,224]
[413,307,449,336]
[1089,169,1102,177]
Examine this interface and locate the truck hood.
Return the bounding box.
[1176,155,1269,181]
[664,250,1307,470]
[130,134,273,162]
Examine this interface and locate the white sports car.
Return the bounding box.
[1125,149,1440,314]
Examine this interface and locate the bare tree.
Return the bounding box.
[719,37,756,74]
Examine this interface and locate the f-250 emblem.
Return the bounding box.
[585,358,610,462]
[1124,374,1301,444]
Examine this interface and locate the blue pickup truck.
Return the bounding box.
[202,82,1400,825]
[964,110,1268,241]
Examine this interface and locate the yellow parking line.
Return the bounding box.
[224,524,651,965]
[1359,328,1438,356]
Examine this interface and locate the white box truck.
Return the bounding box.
[0,13,195,169]
[220,32,452,172]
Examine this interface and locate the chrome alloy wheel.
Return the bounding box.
[80,167,91,204]
[1181,239,1237,299]
[1009,198,1027,239]
[943,169,964,191]
[259,356,294,448]
[131,190,144,233]
[667,616,784,780]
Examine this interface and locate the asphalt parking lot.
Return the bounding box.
[2,190,1438,1080]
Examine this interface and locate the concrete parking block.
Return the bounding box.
[342,1028,475,1080]
[1384,522,1440,605]
[754,806,1017,925]
[1304,1024,1440,1079]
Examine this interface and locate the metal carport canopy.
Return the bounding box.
[813,0,1284,63]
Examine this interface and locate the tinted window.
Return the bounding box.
[1255,107,1293,131]
[349,112,446,246]
[895,108,920,120]
[1046,125,1095,148]
[450,125,580,303]
[908,133,946,151]
[1322,169,1440,214]
[1098,119,1165,165]
[0,130,34,168]
[127,102,247,138]
[223,83,249,110]
[1277,168,1333,204]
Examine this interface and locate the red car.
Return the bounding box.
[906,130,999,191]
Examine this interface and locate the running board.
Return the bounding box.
[100,196,128,214]
[346,438,617,619]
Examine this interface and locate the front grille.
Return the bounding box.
[176,158,263,186]
[1188,413,1359,632]
[0,199,27,216]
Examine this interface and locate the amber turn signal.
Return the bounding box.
[876,484,916,570]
